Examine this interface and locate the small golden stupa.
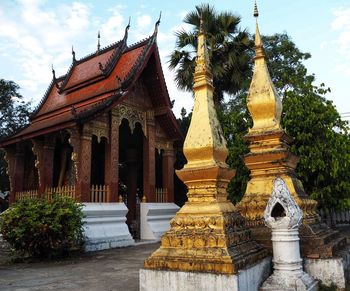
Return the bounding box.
[144,17,266,274]
[236,2,345,257]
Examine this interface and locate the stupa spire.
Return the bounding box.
[183,14,227,168]
[247,1,282,133]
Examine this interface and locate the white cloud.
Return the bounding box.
[137,14,152,29]
[332,8,350,30]
[100,6,125,44]
[157,23,195,117]
[177,10,187,20]
[0,2,191,117]
[65,2,90,31]
[332,8,350,60]
[163,67,193,117]
[320,41,327,49]
[0,1,92,103]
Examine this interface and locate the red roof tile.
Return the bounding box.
[115,46,145,80]
[1,29,183,145]
[65,49,114,89]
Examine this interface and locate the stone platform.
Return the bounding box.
[248,220,347,258]
[305,246,350,290]
[140,257,271,291]
[140,203,179,241]
[82,203,134,251]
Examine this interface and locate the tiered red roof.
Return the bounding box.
[1,21,182,146]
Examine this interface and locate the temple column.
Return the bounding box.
[4,146,24,204]
[67,127,81,190]
[76,126,92,202]
[106,110,119,202]
[32,138,54,197]
[162,143,174,202]
[143,110,156,202]
[42,137,55,191]
[126,148,138,224]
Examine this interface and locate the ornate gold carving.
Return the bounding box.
[118,103,146,134]
[31,139,44,187]
[3,148,15,193]
[89,120,109,143]
[155,140,172,152]
[67,127,80,182]
[144,22,267,275]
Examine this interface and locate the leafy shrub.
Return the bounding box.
[318,282,337,291]
[0,195,84,258]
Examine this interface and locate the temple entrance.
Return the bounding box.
[23,141,39,191]
[53,133,74,187]
[118,119,144,239]
[91,136,107,186]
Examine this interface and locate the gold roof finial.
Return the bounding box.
[246,1,282,133]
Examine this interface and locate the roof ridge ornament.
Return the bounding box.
[246,1,283,133]
[72,46,76,63]
[126,17,131,32]
[97,31,101,52]
[153,11,161,35]
[51,64,56,80]
[123,17,131,42]
[51,64,61,90]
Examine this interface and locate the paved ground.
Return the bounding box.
[0,242,159,291]
[1,227,350,291]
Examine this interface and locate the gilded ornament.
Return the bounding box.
[118,103,147,134]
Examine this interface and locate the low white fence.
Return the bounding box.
[318,208,350,226]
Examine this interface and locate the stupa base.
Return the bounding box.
[260,270,318,291]
[140,257,270,291]
[305,245,350,290]
[248,221,347,258]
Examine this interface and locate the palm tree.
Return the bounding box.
[168,4,252,106]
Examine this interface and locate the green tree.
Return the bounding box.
[282,87,350,209]
[0,79,31,192]
[168,3,251,105]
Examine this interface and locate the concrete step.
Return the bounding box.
[0,234,11,254]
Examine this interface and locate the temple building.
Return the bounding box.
[0,20,183,233]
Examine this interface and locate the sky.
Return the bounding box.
[1,0,350,120]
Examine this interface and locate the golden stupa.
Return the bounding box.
[144,17,266,274]
[236,2,346,257]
